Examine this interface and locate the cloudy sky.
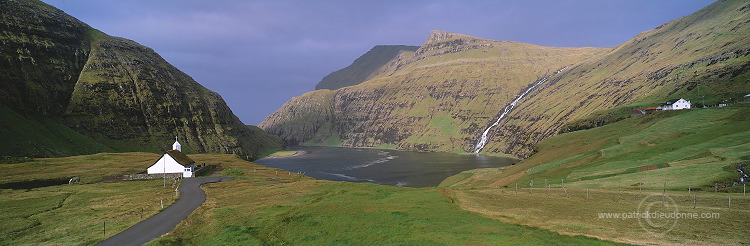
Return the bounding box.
[42,0,714,125]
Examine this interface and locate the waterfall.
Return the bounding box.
[472,66,569,153]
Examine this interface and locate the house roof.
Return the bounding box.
[166,150,195,166]
[646,106,660,110]
[664,99,680,105]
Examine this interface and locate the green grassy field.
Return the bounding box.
[450,187,749,245]
[0,153,180,245]
[149,155,622,246]
[440,104,750,245]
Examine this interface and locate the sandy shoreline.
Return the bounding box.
[263,150,307,159]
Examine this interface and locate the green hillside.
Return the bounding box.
[261,0,750,159]
[441,103,750,190]
[478,0,750,157]
[0,0,281,159]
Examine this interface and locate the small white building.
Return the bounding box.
[147,140,195,178]
[659,98,691,110]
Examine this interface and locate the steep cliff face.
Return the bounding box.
[64,34,270,159]
[262,0,750,158]
[315,45,419,90]
[0,0,280,159]
[0,0,91,116]
[261,30,608,153]
[259,90,337,146]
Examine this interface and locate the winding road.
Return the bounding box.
[96,176,232,246]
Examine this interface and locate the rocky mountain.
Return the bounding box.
[261,0,750,159]
[315,45,419,90]
[0,0,280,159]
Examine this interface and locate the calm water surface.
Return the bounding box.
[254,146,517,187]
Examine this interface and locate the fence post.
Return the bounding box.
[530,180,533,194]
[103,221,106,236]
[547,184,550,196]
[586,188,589,200]
[693,194,696,209]
[729,196,732,210]
[688,184,691,196]
[515,183,518,194]
[662,182,666,204]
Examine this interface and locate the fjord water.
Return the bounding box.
[255,147,517,187]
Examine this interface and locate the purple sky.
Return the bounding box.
[42,0,714,125]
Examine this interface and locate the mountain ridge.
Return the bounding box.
[316,45,419,90]
[261,0,750,158]
[0,0,280,159]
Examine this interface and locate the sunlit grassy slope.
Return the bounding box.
[438,106,750,245]
[261,31,608,154]
[438,104,750,245]
[261,0,750,159]
[442,104,750,189]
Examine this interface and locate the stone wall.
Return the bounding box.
[124,173,182,180]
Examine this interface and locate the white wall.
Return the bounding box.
[148,154,186,174]
[673,99,690,109]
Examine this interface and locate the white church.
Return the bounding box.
[147,139,195,178]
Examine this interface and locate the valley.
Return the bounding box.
[1,0,749,245]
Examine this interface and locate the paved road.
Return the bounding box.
[96,176,232,246]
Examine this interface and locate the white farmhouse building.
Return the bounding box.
[659,98,691,110]
[147,140,195,178]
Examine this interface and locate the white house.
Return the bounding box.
[659,98,691,110]
[147,140,195,178]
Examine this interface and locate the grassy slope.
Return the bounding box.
[442,104,750,190]
[0,105,114,157]
[148,155,621,246]
[261,31,609,153]
[0,153,178,245]
[440,104,750,245]
[246,125,284,158]
[1,153,622,245]
[478,0,750,157]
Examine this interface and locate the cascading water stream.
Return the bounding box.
[472,66,569,153]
